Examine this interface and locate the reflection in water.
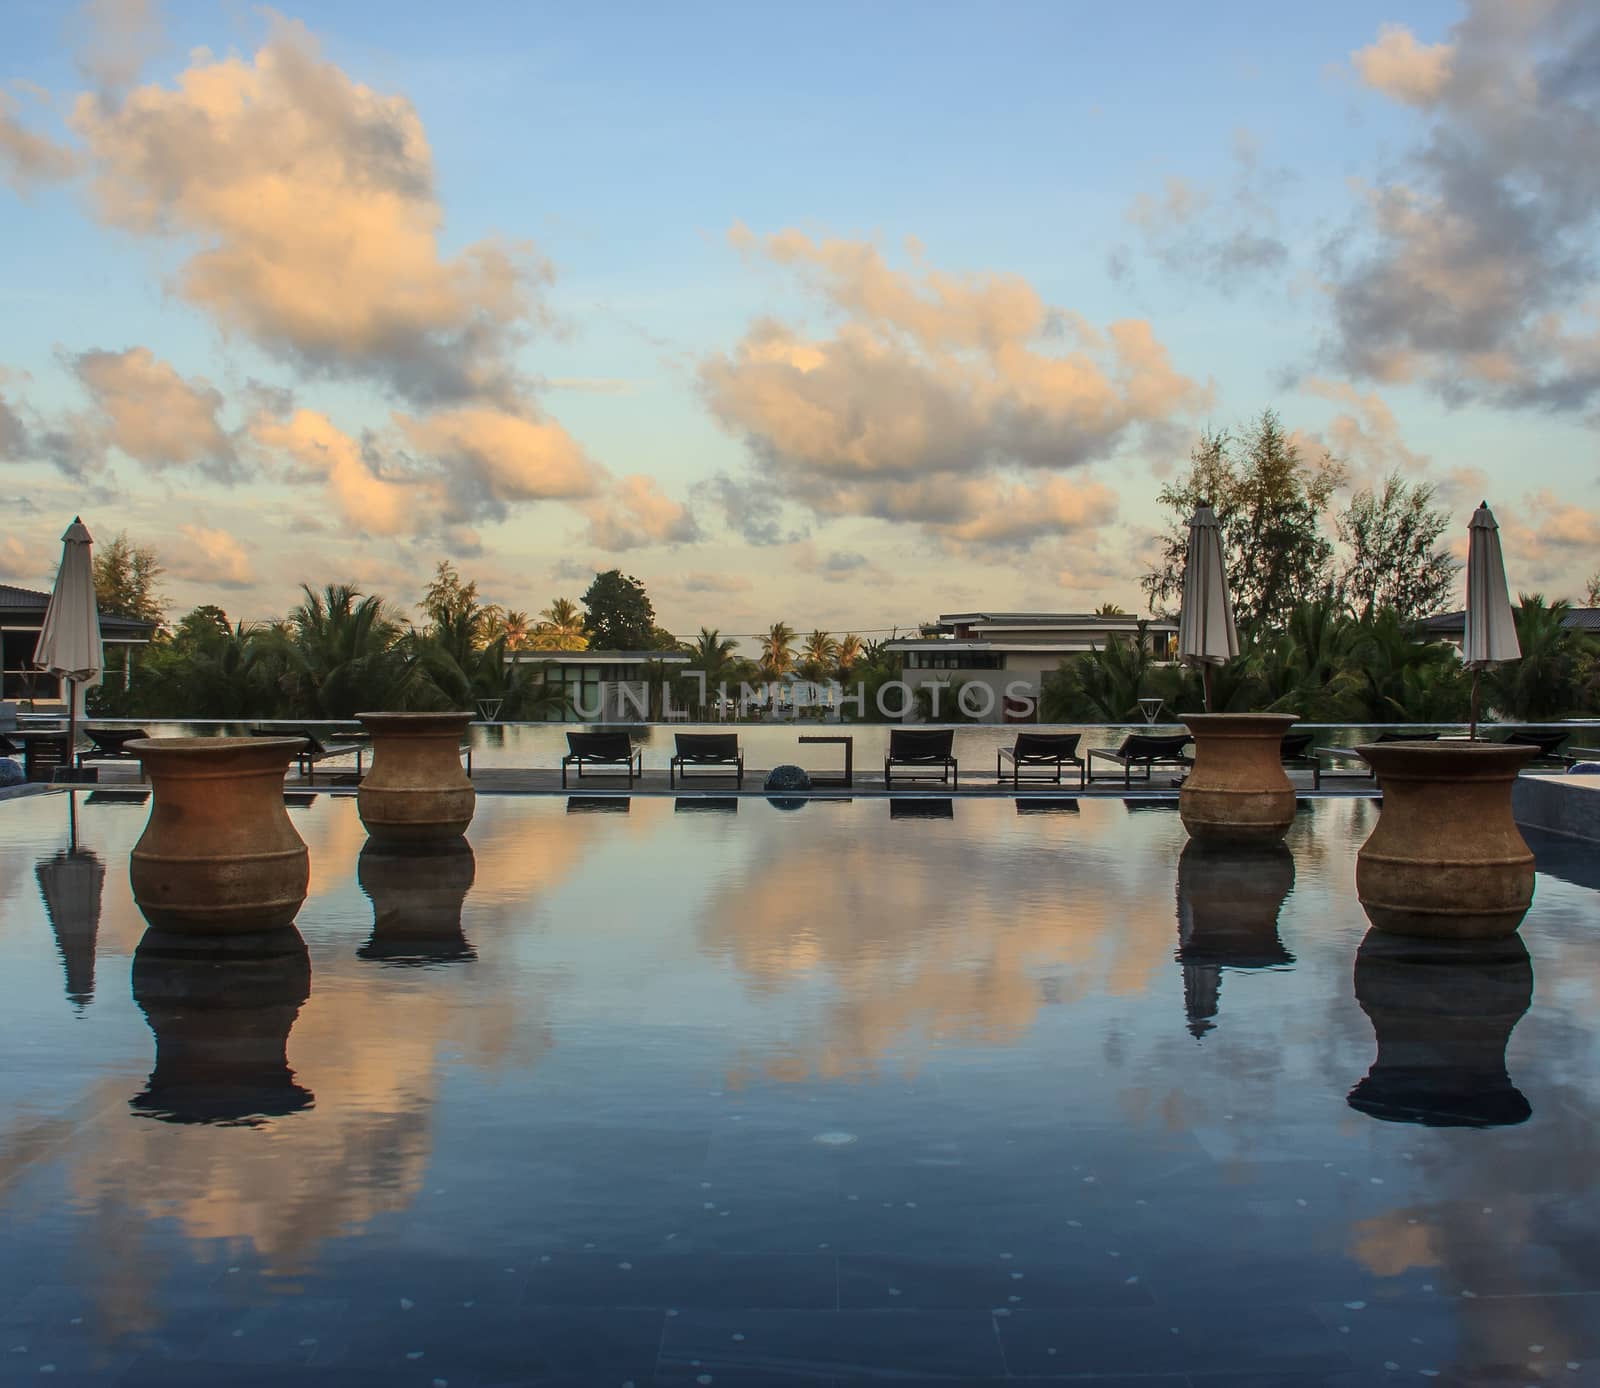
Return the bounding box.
[357,839,476,966]
[1348,929,1533,1127]
[1016,797,1080,815]
[1175,841,1295,1039]
[36,847,105,1009]
[130,928,314,1125]
[567,795,630,813]
[889,798,954,819]
[674,796,739,814]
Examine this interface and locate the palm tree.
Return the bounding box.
[533,597,588,651]
[1347,608,1467,724]
[684,628,740,717]
[1094,601,1129,616]
[799,629,838,682]
[1485,595,1582,721]
[1253,596,1361,719]
[284,583,435,717]
[1040,636,1152,721]
[499,609,532,651]
[834,632,864,680]
[759,622,796,678]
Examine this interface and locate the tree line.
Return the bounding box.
[1038,412,1600,724]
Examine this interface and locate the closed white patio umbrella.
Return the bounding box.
[1178,502,1239,712]
[34,517,104,770]
[1463,501,1520,739]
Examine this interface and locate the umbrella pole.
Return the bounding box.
[66,676,77,780]
[1202,664,1214,714]
[1470,669,1480,742]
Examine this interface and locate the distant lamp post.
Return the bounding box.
[1137,697,1165,725]
[476,698,503,723]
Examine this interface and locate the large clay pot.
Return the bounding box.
[1355,741,1537,938]
[357,839,477,965]
[1347,929,1532,1128]
[1179,713,1300,845]
[131,926,314,1124]
[1175,840,1295,1038]
[128,737,309,933]
[356,712,475,843]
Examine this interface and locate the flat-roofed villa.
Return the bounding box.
[1,583,157,708]
[506,649,691,721]
[886,611,1179,723]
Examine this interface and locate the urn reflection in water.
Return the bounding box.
[1348,930,1532,1128]
[130,927,313,1126]
[1175,839,1296,1038]
[357,839,477,966]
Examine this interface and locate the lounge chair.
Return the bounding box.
[1086,732,1193,787]
[997,732,1085,788]
[884,728,958,788]
[1497,729,1574,766]
[1280,730,1322,790]
[670,732,743,788]
[76,726,149,770]
[252,726,367,784]
[1315,730,1440,781]
[561,731,641,788]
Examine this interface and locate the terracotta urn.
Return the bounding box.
[128,737,310,933]
[355,711,476,843]
[1355,741,1537,938]
[1347,929,1531,1127]
[1179,713,1300,845]
[357,839,477,965]
[131,925,314,1124]
[1175,840,1295,1038]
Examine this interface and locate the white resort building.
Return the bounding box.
[885,611,1179,724]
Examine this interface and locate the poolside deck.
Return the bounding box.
[66,763,1373,798]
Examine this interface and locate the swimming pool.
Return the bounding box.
[1,791,1597,1384]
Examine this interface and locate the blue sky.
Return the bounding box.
[2,0,1596,640]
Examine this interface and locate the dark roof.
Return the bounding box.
[1420,607,1600,634]
[934,611,1178,629]
[0,583,157,638]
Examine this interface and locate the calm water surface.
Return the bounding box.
[2,792,1598,1385]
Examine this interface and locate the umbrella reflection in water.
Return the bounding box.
[131,928,314,1126]
[1174,840,1295,1038]
[35,793,105,1010]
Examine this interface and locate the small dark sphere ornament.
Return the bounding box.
[764,763,811,810]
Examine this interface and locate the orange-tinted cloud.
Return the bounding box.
[583,473,701,550]
[72,347,237,478]
[168,523,255,588]
[0,88,78,190]
[702,227,1202,550]
[1351,23,1455,106]
[68,18,540,406]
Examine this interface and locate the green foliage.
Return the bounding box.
[581,570,660,650]
[530,597,587,650]
[92,531,166,627]
[759,622,796,677]
[1337,471,1458,622]
[798,629,838,681]
[1482,595,1585,722]
[1144,412,1344,631]
[1344,608,1469,723]
[1040,635,1155,721]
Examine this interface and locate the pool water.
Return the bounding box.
[1,791,1598,1385]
